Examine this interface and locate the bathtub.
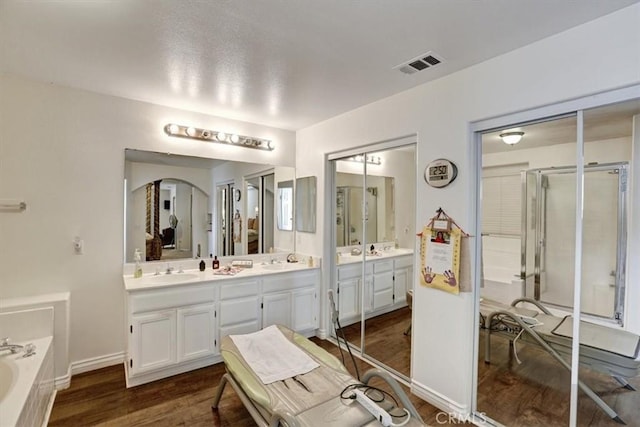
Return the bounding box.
[0,336,54,427]
[481,265,524,305]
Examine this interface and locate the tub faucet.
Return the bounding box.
[165,264,174,274]
[0,338,23,354]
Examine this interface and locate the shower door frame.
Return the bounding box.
[522,162,628,324]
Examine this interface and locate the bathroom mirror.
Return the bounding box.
[295,176,317,233]
[277,180,294,231]
[124,149,296,262]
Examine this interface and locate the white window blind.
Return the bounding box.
[482,164,527,236]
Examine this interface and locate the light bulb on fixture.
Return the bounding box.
[163,123,273,151]
[499,131,524,145]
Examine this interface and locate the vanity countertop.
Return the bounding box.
[124,262,319,291]
[336,248,414,265]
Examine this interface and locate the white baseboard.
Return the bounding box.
[54,369,71,390]
[411,380,469,419]
[70,351,125,376]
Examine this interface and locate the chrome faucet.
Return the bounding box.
[165,264,174,274]
[0,338,23,354]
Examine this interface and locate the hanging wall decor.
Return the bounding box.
[418,208,470,295]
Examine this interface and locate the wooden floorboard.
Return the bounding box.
[50,309,640,426]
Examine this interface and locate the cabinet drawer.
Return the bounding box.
[373,260,393,273]
[394,255,413,269]
[220,279,260,300]
[262,271,318,293]
[129,285,215,314]
[338,263,372,280]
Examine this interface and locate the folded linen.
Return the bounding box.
[230,325,320,384]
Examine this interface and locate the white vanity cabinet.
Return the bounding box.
[262,270,319,333]
[336,254,413,326]
[372,260,394,310]
[393,256,413,305]
[177,303,217,362]
[124,266,321,387]
[129,310,177,375]
[126,284,217,387]
[336,263,364,323]
[218,279,261,338]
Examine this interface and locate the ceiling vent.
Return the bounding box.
[394,51,443,75]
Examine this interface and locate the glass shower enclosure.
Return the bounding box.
[522,162,628,322]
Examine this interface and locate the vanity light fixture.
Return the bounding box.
[346,155,382,166]
[499,131,524,145]
[164,124,273,151]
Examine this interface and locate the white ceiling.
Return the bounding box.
[1,1,638,131]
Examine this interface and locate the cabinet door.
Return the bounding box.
[373,270,394,310]
[292,288,317,331]
[394,267,412,305]
[262,292,292,329]
[130,310,177,376]
[219,296,261,338]
[338,278,359,322]
[177,303,217,362]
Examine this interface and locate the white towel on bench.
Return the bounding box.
[230,325,320,384]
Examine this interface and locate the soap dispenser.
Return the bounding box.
[133,249,143,278]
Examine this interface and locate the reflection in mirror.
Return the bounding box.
[330,142,416,382]
[216,183,234,257]
[336,172,394,246]
[476,98,639,426]
[246,172,275,254]
[124,149,296,262]
[295,176,317,233]
[132,179,202,260]
[277,180,294,231]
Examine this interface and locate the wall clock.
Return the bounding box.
[424,159,458,188]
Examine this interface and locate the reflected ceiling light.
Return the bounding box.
[346,155,382,165]
[499,131,524,145]
[167,123,180,135]
[163,124,273,151]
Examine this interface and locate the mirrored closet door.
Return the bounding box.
[329,141,416,380]
[476,97,638,426]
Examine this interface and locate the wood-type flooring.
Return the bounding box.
[50,307,640,426]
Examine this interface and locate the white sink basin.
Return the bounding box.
[146,273,199,284]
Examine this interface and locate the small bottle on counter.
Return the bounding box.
[212,256,220,270]
[199,260,206,271]
[307,256,313,267]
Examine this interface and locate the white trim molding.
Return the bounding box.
[411,380,469,420]
[71,351,126,376]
